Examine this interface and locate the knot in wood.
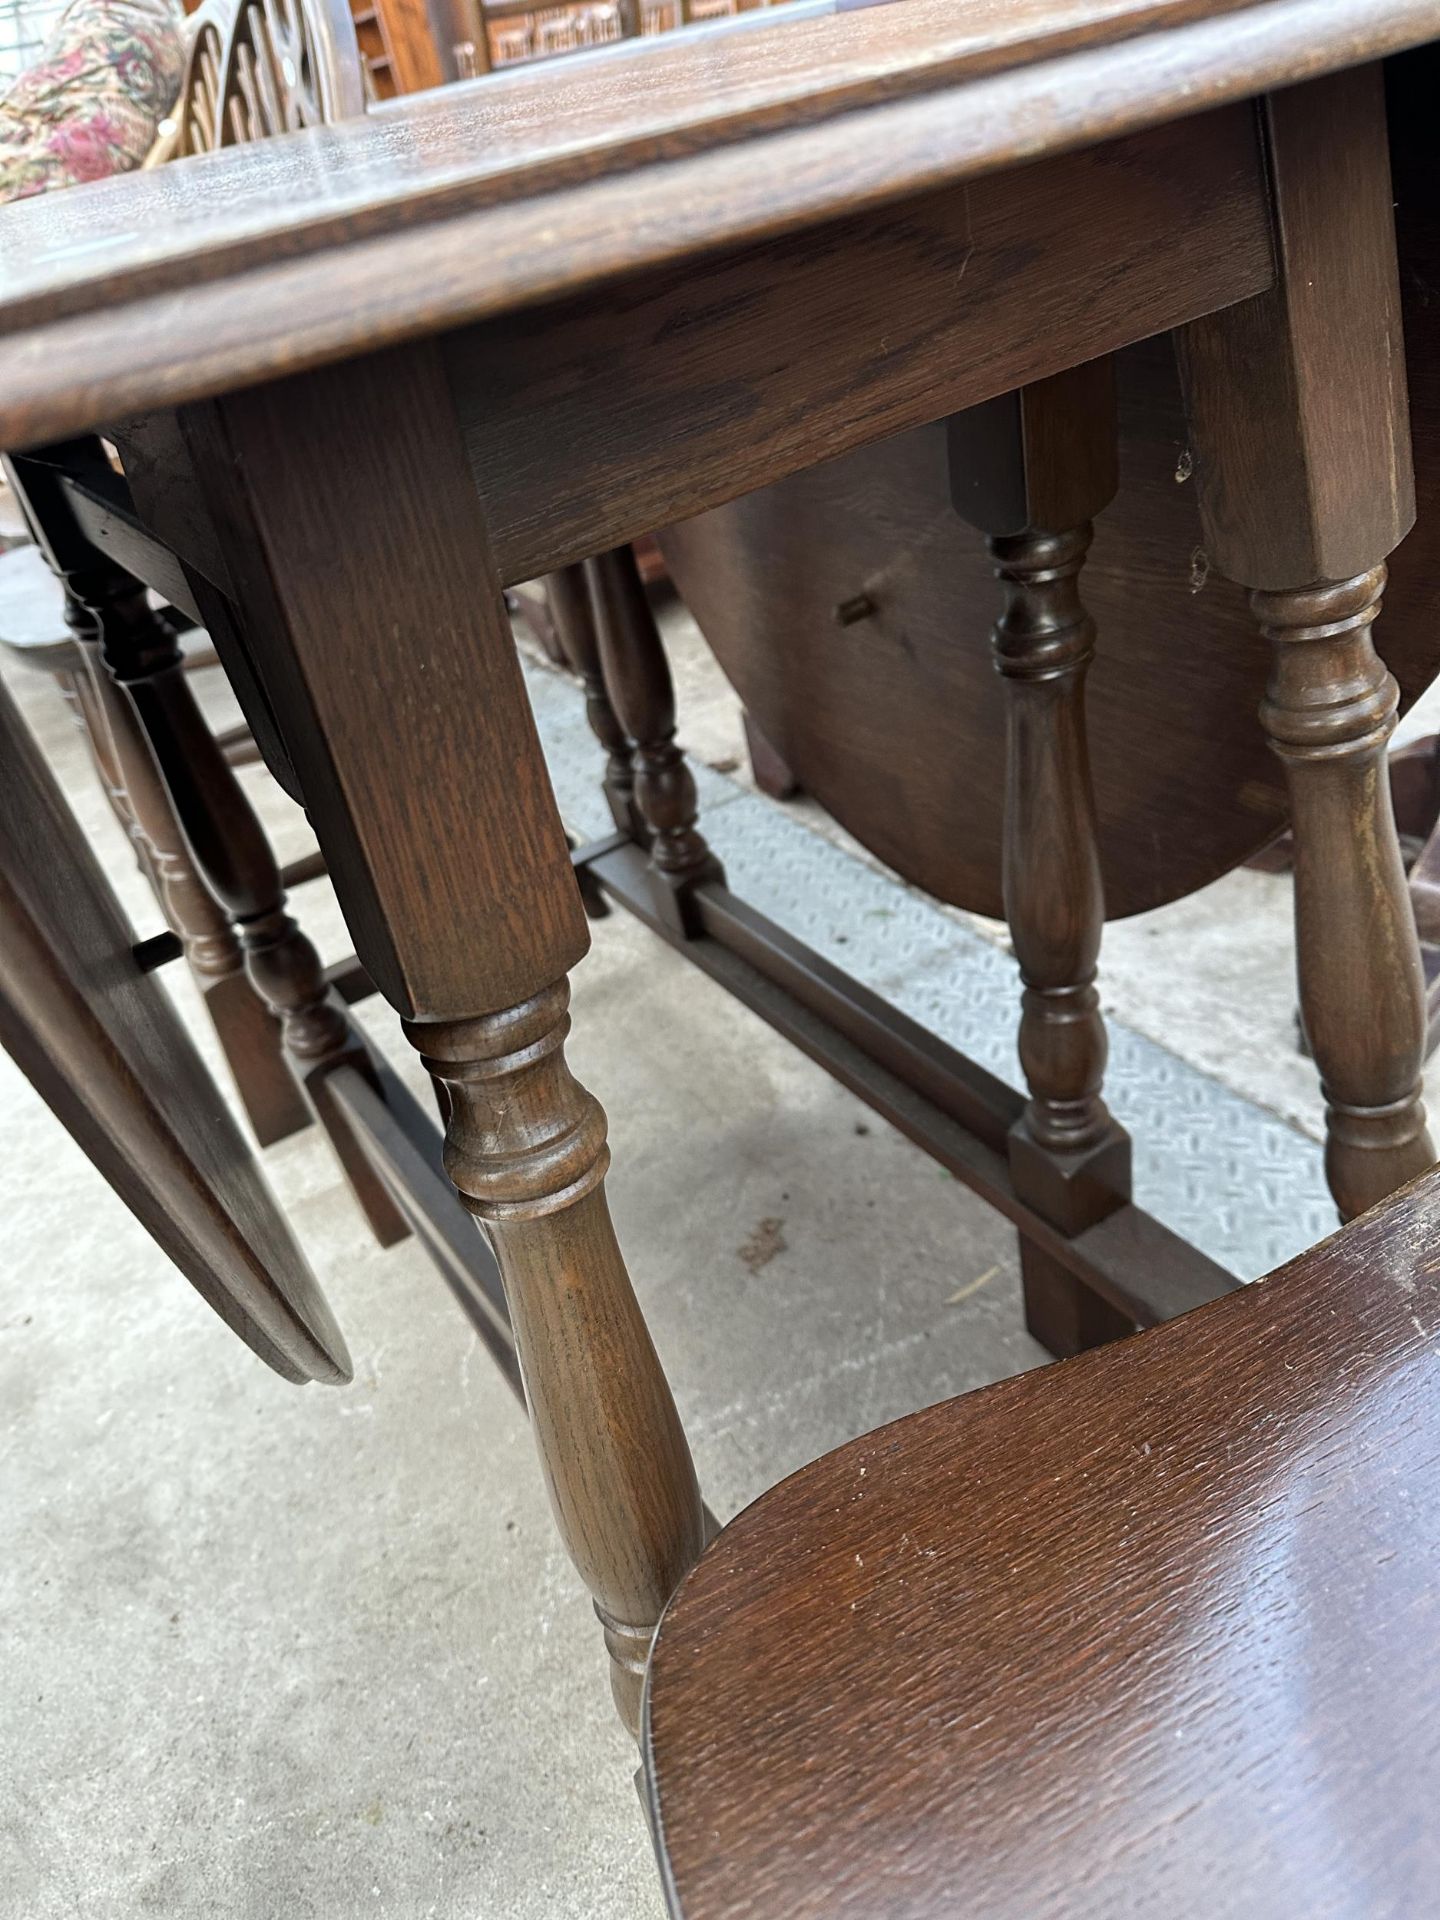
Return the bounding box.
[406,983,610,1221]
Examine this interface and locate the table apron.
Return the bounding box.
[447,101,1273,583]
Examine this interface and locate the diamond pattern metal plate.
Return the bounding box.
[522,656,1334,1280]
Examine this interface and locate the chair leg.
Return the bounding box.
[191,343,707,1739]
[949,360,1134,1355]
[585,544,724,935]
[1175,64,1435,1220]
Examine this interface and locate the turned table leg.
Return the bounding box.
[949,361,1134,1354]
[70,564,411,1247]
[117,637,409,1246]
[73,592,319,1149]
[1176,63,1434,1220]
[191,344,706,1738]
[545,562,640,838]
[410,987,702,1731]
[1254,573,1430,1215]
[3,449,311,1149]
[585,544,723,934]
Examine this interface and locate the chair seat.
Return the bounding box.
[645,1177,1440,1920]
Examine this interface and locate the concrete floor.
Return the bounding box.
[4,589,1440,1918]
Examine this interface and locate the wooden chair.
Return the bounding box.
[173,0,233,152]
[645,1161,1440,1917]
[176,0,364,151]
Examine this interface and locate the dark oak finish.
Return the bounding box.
[654,46,1440,936]
[74,600,313,1150]
[185,347,586,1021]
[102,612,413,1249]
[1253,570,1433,1215]
[453,107,1271,581]
[9,445,408,1239]
[739,710,799,801]
[4,448,312,1149]
[948,361,1133,1352]
[1,0,1436,1784]
[580,834,1240,1330]
[659,321,1440,922]
[646,1167,1440,1920]
[585,545,722,932]
[409,987,705,1734]
[1175,67,1414,590]
[326,1059,523,1398]
[11,1,1440,451]
[0,671,349,1386]
[184,343,706,1737]
[545,562,639,836]
[1176,64,1435,1218]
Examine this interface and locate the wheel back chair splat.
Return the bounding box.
[1,0,1439,1904]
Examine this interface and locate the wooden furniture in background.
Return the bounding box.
[663,331,1440,921]
[0,0,1437,1846]
[177,0,364,150]
[462,0,797,72]
[661,55,1440,925]
[348,0,444,96]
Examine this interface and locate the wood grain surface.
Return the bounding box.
[455,108,1270,578]
[1176,61,1434,1221]
[657,53,1440,919]
[658,343,1433,917]
[3,0,1440,444]
[646,1167,1440,1919]
[185,345,588,1020]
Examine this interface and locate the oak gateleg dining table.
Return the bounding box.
[1,0,1438,1829]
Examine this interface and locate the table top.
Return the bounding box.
[0,0,1436,447]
